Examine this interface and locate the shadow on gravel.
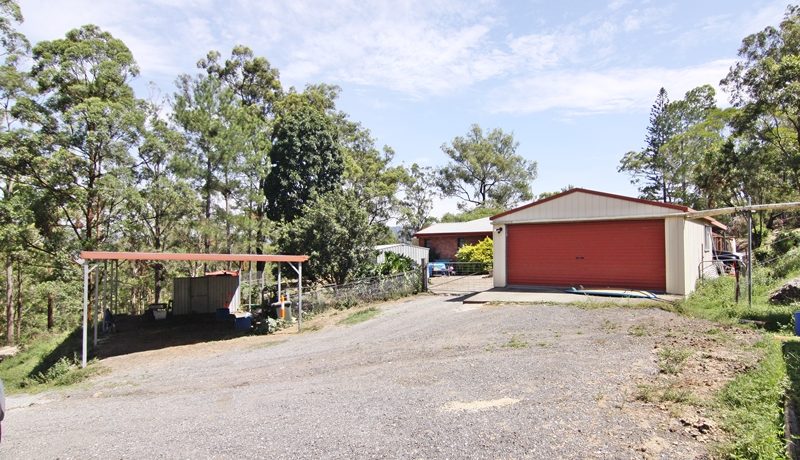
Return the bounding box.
[444,293,478,303]
[94,313,249,359]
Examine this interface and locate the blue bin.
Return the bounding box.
[794,311,800,336]
[215,308,230,321]
[234,313,252,331]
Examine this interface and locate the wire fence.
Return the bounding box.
[427,261,494,294]
[294,270,423,313]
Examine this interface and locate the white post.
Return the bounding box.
[298,263,302,332]
[93,266,99,346]
[277,264,282,303]
[82,263,89,368]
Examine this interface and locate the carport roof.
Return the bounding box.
[80,251,309,263]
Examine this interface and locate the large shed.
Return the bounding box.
[491,189,725,296]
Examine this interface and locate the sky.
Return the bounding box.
[15,0,791,217]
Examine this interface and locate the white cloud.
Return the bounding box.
[489,59,734,115]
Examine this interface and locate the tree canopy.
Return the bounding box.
[437,124,537,211]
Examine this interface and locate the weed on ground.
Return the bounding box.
[502,336,529,349]
[338,307,380,325]
[658,347,692,375]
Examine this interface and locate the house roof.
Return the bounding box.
[413,217,493,237]
[490,188,726,230]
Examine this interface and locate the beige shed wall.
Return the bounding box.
[664,217,685,295]
[492,191,683,224]
[493,224,507,287]
[684,219,713,295]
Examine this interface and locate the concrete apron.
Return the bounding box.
[462,288,682,306]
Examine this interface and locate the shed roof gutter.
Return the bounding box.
[493,201,800,229]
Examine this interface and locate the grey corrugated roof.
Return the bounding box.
[414,217,493,236]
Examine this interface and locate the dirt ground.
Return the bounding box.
[3,294,762,459]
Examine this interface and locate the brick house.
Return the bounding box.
[412,217,493,261]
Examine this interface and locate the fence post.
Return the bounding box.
[421,258,428,292]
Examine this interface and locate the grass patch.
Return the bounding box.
[628,324,649,337]
[600,319,619,332]
[658,347,692,375]
[502,336,529,349]
[637,382,697,405]
[0,329,104,394]
[338,307,380,325]
[716,337,787,459]
[676,268,795,332]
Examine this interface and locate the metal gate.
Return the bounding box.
[427,262,493,294]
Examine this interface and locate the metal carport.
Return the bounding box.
[78,251,309,367]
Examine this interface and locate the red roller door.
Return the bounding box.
[506,220,665,291]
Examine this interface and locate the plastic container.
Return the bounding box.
[153,309,166,320]
[794,311,800,336]
[215,308,231,321]
[234,313,252,331]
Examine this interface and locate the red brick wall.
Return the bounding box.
[420,234,492,261]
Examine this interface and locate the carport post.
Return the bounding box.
[82,262,89,368]
[277,263,282,304]
[298,263,303,332]
[288,262,303,332]
[93,266,100,347]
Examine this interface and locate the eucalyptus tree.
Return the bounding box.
[722,4,800,198]
[398,163,437,241]
[0,0,28,344]
[26,25,142,251]
[437,124,537,210]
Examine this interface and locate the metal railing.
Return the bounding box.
[427,261,493,294]
[296,270,422,313]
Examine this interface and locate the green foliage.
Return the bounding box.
[716,338,787,459]
[657,347,692,375]
[723,4,800,198]
[437,124,537,210]
[772,246,800,279]
[440,205,505,223]
[277,190,377,285]
[0,329,94,392]
[398,163,436,241]
[619,85,735,208]
[375,252,415,276]
[772,229,800,256]
[677,266,794,331]
[340,123,406,226]
[265,93,343,222]
[455,237,493,265]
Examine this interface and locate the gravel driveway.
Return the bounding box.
[2,296,719,459]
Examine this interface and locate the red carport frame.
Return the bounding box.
[78,251,310,368]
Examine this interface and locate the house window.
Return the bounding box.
[457,238,466,248]
[704,227,712,252]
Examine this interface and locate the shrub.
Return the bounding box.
[455,237,493,265]
[772,229,800,256]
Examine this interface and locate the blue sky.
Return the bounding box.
[16,0,790,217]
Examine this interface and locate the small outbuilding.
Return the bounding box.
[491,188,726,295]
[375,243,430,266]
[412,217,493,261]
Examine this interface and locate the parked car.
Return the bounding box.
[428,262,455,277]
[713,250,743,269]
